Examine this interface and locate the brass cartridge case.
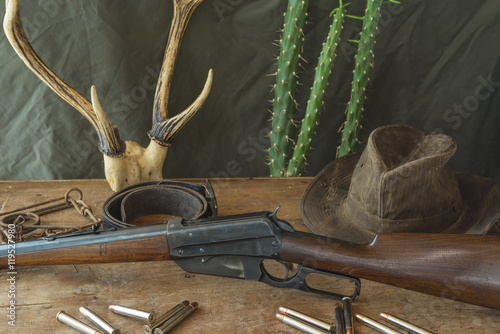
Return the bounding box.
[334,303,345,334]
[380,313,434,334]
[278,306,333,332]
[109,305,155,323]
[56,311,105,334]
[143,300,189,334]
[80,306,120,334]
[276,313,330,334]
[154,302,198,334]
[342,297,354,334]
[355,314,402,334]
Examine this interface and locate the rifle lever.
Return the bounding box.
[259,261,361,300]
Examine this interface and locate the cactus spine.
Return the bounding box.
[269,0,310,177]
[286,4,346,176]
[336,0,384,157]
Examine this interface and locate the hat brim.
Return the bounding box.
[300,154,500,244]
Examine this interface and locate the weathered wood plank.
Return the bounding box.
[0,178,499,333]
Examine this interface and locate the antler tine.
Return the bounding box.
[149,0,212,146]
[90,86,126,156]
[3,0,124,156]
[149,69,212,144]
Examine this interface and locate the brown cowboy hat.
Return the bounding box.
[300,125,500,244]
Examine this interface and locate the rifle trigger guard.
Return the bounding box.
[259,263,361,301]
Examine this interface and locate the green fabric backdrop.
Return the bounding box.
[0,0,499,182]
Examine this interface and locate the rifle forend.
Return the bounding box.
[1,211,500,310]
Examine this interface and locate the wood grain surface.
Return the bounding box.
[1,178,499,333]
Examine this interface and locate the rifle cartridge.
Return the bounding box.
[342,297,354,334]
[109,305,155,323]
[355,314,402,334]
[154,302,198,334]
[334,303,346,334]
[278,306,333,332]
[143,300,189,334]
[276,313,330,334]
[379,313,434,334]
[56,311,105,334]
[80,306,120,334]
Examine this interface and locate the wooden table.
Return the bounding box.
[1,178,499,333]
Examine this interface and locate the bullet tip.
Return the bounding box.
[278,306,288,314]
[379,312,389,319]
[181,300,190,306]
[190,302,199,310]
[79,306,87,314]
[56,311,65,320]
[276,313,285,321]
[355,313,364,321]
[109,305,115,312]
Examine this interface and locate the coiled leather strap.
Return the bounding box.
[102,180,217,229]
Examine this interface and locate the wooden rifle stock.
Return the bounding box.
[1,222,500,310]
[280,232,500,310]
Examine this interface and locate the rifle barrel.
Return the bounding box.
[0,223,172,268]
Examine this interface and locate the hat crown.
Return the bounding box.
[348,125,462,232]
[301,124,500,244]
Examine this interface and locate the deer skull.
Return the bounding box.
[3,0,213,191]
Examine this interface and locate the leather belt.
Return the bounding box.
[102,180,217,229]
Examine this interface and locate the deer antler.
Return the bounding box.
[150,0,213,145]
[3,0,125,157]
[3,0,212,191]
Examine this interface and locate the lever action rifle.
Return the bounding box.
[1,210,500,309]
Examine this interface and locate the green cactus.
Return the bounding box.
[336,0,384,157]
[269,0,310,177]
[269,0,399,176]
[286,3,347,176]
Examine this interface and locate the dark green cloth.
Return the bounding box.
[0,0,499,181]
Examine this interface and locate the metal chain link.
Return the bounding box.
[0,188,101,243]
